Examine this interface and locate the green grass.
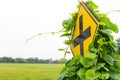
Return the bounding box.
[0,63,64,80]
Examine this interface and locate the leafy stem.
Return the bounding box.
[106,10,120,15]
[26,28,64,42]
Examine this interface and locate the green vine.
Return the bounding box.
[57,0,120,80]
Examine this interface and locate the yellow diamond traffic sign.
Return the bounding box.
[71,2,99,56]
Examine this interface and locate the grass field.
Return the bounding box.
[0,63,64,80]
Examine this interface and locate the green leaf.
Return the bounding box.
[115,61,120,67]
[65,66,77,77]
[90,48,98,53]
[96,71,101,79]
[62,18,75,32]
[62,20,70,28]
[115,62,120,72]
[65,56,82,68]
[85,53,97,59]
[58,48,65,51]
[95,63,105,70]
[88,0,98,9]
[104,54,114,65]
[80,57,96,68]
[100,29,114,41]
[99,22,106,26]
[87,1,100,21]
[57,71,67,80]
[60,33,71,37]
[77,68,87,79]
[97,38,105,45]
[109,23,118,33]
[101,71,109,79]
[71,56,82,65]
[70,12,77,18]
[118,66,120,72]
[100,14,119,33]
[109,72,120,80]
[106,18,119,33]
[109,65,118,72]
[100,29,112,34]
[59,63,78,79]
[64,40,73,45]
[103,67,109,71]
[85,69,95,79]
[66,51,71,54]
[89,42,98,53]
[113,54,120,60]
[100,45,109,58]
[65,59,72,67]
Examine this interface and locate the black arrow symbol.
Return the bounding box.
[74,15,91,56]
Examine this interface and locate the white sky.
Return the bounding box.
[0,0,120,60]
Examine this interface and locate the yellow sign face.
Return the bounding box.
[71,2,99,56]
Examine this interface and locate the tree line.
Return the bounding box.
[0,57,67,64]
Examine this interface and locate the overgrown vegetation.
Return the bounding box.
[58,0,120,80]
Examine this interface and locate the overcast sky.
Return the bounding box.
[0,0,120,60]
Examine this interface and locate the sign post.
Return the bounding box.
[71,2,99,56]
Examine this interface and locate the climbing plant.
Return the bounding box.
[57,0,120,80]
